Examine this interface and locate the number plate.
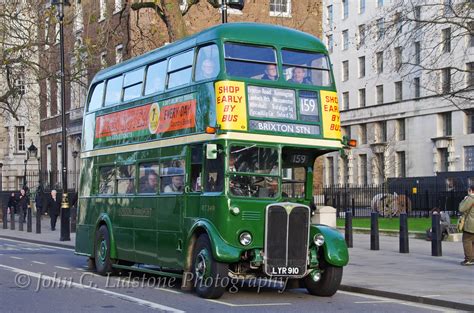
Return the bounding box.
[268,266,302,276]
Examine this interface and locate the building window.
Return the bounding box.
[99,0,106,20]
[359,0,365,14]
[342,60,349,81]
[375,152,385,182]
[46,79,51,117]
[466,110,474,134]
[376,85,384,104]
[414,41,421,65]
[397,151,406,177]
[438,148,449,172]
[376,51,383,73]
[377,18,384,40]
[468,21,474,47]
[377,0,384,7]
[342,92,349,110]
[394,12,403,34]
[465,146,474,170]
[441,28,451,53]
[441,112,452,136]
[327,5,333,28]
[358,24,366,47]
[359,154,368,185]
[56,72,61,114]
[342,0,349,19]
[466,62,474,88]
[358,56,365,77]
[342,30,349,50]
[343,126,351,140]
[115,44,123,64]
[16,126,25,152]
[327,35,333,53]
[15,76,26,96]
[360,124,367,144]
[444,0,453,16]
[358,88,366,107]
[395,81,403,101]
[269,0,291,17]
[327,157,334,185]
[101,52,107,69]
[394,46,402,70]
[46,145,52,173]
[414,6,421,26]
[397,119,406,141]
[379,121,387,142]
[114,0,122,13]
[441,67,451,93]
[414,77,420,98]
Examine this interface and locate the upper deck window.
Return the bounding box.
[168,49,193,89]
[123,67,144,101]
[88,82,104,112]
[282,50,332,87]
[224,43,278,80]
[104,75,123,106]
[195,44,220,81]
[145,60,167,95]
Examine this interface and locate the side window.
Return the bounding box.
[167,50,193,89]
[224,43,277,79]
[117,164,135,194]
[195,44,220,81]
[88,82,104,112]
[160,159,185,193]
[144,60,167,95]
[190,145,203,192]
[104,75,123,106]
[123,67,144,101]
[204,145,224,192]
[138,163,159,194]
[99,166,115,195]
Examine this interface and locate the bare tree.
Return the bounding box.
[365,0,473,112]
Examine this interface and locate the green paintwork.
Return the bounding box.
[310,225,349,267]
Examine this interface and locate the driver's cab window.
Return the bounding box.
[228,145,279,198]
[282,167,306,198]
[190,145,203,192]
[204,145,224,192]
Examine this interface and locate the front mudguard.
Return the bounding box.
[310,224,349,267]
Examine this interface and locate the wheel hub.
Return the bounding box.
[195,249,210,280]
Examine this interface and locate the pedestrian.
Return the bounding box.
[7,192,17,217]
[47,189,61,231]
[17,188,30,222]
[459,185,474,266]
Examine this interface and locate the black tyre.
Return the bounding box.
[304,266,343,297]
[94,225,116,275]
[192,234,228,299]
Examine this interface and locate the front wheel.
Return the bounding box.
[192,234,228,299]
[94,225,116,275]
[304,266,343,297]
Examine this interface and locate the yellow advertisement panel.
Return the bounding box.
[320,90,341,140]
[215,81,248,131]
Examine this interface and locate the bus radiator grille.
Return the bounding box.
[264,203,310,277]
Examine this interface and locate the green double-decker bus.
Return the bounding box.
[76,23,348,299]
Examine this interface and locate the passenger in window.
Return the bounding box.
[262,64,278,80]
[197,59,217,80]
[164,175,184,192]
[140,170,158,193]
[289,67,311,84]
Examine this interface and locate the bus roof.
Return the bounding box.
[92,23,327,84]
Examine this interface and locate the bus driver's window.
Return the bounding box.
[204,145,224,192]
[195,44,219,81]
[191,145,203,192]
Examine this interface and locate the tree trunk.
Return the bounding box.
[160,0,188,41]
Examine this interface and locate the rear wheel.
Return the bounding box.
[304,266,343,297]
[94,225,116,275]
[192,234,228,299]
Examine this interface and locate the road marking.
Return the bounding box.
[32,261,46,265]
[55,266,72,270]
[75,267,84,271]
[10,256,23,260]
[0,238,74,252]
[0,264,184,313]
[155,287,182,294]
[339,291,452,312]
[355,300,396,304]
[206,299,291,307]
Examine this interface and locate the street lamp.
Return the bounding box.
[49,0,71,241]
[208,0,245,23]
[24,142,38,190]
[0,162,3,191]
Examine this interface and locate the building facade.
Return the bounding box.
[322,0,474,186]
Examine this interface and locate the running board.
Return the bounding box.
[112,264,183,278]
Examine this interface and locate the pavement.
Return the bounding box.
[0,215,473,311]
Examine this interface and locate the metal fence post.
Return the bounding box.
[370,211,379,250]
[2,205,7,229]
[431,213,442,256]
[10,207,15,230]
[36,207,41,234]
[27,207,32,232]
[345,208,353,248]
[399,213,409,253]
[19,206,24,231]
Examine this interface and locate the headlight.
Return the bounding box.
[239,232,252,246]
[313,234,325,246]
[230,207,240,216]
